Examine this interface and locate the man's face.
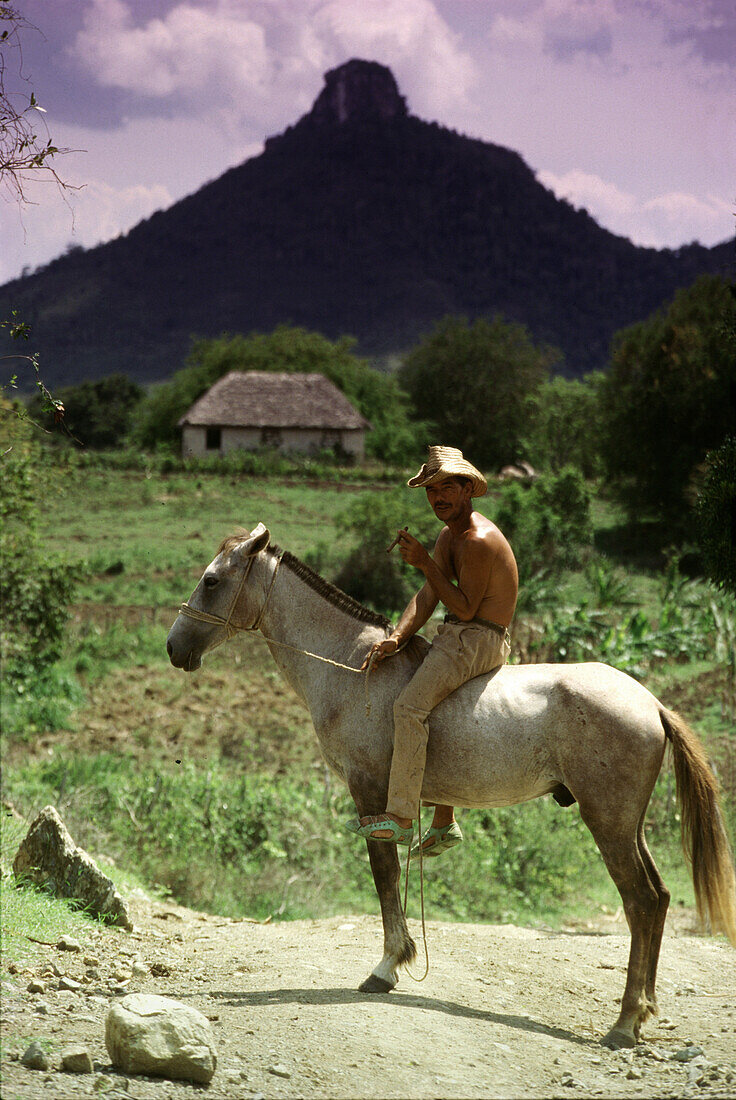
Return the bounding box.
[425,478,471,523]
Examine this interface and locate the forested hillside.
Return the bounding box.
[1,59,731,388]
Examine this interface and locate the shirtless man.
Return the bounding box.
[348,446,518,854]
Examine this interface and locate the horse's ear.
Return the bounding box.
[241,522,270,557]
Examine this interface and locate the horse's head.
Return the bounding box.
[166,522,271,671]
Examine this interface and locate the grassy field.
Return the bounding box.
[3,455,734,943]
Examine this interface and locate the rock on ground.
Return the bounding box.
[12,805,133,930]
[20,1041,49,1070]
[105,992,217,1084]
[60,1045,94,1073]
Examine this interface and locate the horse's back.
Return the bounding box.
[422,661,665,810]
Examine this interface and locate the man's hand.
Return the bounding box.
[360,636,400,670]
[396,529,431,570]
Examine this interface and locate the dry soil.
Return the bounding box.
[2,892,735,1099]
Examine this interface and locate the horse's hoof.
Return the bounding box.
[601,1028,637,1050]
[359,974,395,994]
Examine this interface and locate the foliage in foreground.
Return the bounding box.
[0,403,80,729]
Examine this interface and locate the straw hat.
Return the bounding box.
[408,446,487,498]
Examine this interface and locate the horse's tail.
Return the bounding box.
[660,707,736,945]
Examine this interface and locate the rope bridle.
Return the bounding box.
[178,549,382,709]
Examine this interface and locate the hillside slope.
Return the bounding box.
[1,59,731,387]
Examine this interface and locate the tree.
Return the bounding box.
[523,373,605,478]
[0,400,77,680]
[26,374,144,448]
[130,325,423,461]
[696,437,736,594]
[600,275,736,523]
[399,315,557,469]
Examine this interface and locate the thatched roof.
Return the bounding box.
[178,371,371,430]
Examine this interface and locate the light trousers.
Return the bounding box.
[386,621,511,821]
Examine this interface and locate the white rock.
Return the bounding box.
[57,935,82,952]
[61,1045,94,1073]
[105,993,217,1084]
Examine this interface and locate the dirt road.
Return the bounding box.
[3,894,735,1099]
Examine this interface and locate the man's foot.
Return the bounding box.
[410,821,463,858]
[345,814,414,845]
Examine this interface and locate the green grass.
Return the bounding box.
[1,816,102,972]
[38,465,359,606]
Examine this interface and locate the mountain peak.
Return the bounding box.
[308,59,408,125]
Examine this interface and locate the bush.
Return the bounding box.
[26,374,144,448]
[493,467,593,584]
[0,402,81,733]
[331,488,441,614]
[696,436,736,593]
[523,373,605,477]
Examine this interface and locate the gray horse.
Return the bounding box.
[166,524,736,1049]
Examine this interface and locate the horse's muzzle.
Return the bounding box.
[166,637,202,672]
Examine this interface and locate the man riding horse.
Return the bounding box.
[348,445,518,854]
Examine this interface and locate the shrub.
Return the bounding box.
[493,466,593,584]
[696,436,736,593]
[332,488,440,614]
[0,402,81,734]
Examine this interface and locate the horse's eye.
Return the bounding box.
[204,575,219,588]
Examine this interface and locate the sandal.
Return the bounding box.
[410,821,463,858]
[345,816,414,846]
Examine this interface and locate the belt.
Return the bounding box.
[444,613,509,638]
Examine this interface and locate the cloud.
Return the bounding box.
[663,0,736,66]
[544,23,612,62]
[70,0,476,130]
[312,0,476,115]
[538,168,734,248]
[540,169,735,251]
[72,0,272,99]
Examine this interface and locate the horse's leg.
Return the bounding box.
[637,818,670,1019]
[359,840,417,993]
[349,777,416,993]
[580,807,660,1048]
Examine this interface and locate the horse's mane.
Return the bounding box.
[218,534,430,662]
[216,533,391,632]
[273,546,393,631]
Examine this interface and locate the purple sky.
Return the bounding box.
[1,0,734,285]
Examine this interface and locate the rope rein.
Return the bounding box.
[178,548,430,977]
[403,800,430,982]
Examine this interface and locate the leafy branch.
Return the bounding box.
[0,0,76,202]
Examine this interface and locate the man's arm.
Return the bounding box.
[360,580,438,669]
[401,530,494,621]
[391,581,439,643]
